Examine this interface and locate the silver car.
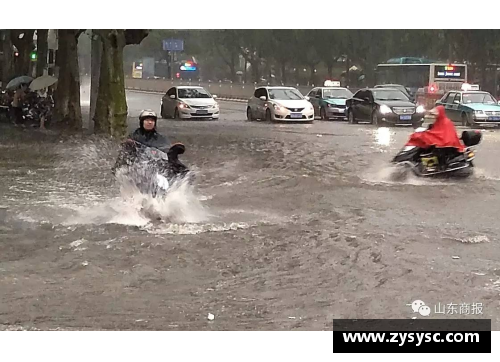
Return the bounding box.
[160,86,220,120]
[246,86,314,123]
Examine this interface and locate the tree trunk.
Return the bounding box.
[327,62,333,79]
[480,62,487,92]
[89,30,102,130]
[280,61,287,85]
[53,29,83,131]
[345,57,350,87]
[93,29,128,138]
[251,57,260,83]
[11,30,35,77]
[309,65,316,85]
[1,30,14,85]
[229,53,237,82]
[243,58,248,83]
[36,29,49,77]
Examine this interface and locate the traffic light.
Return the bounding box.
[30,51,37,61]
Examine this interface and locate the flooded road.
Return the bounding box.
[1,90,500,330]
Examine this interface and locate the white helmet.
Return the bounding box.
[139,109,157,122]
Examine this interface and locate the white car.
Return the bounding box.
[160,86,220,120]
[246,86,314,123]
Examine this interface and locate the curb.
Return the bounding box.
[125,87,248,103]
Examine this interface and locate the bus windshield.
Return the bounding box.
[375,65,430,89]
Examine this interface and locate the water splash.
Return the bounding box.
[361,163,439,186]
[63,171,210,227]
[473,168,500,182]
[144,221,252,235]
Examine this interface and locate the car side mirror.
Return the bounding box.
[305,96,310,101]
[454,100,460,104]
[212,95,218,99]
[259,96,267,101]
[169,95,175,99]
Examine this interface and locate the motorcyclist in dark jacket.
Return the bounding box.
[112,110,187,175]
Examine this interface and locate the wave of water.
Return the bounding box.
[63,174,210,227]
[361,163,442,186]
[4,136,281,235]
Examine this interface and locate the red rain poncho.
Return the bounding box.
[406,105,465,152]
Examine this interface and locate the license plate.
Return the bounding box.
[400,115,412,121]
[196,109,208,114]
[488,116,500,121]
[290,113,302,119]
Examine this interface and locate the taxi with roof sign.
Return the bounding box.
[435,87,500,127]
[305,80,354,120]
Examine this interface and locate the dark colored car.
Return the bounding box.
[374,84,414,102]
[346,88,426,127]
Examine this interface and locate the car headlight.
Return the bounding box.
[273,103,284,111]
[308,104,313,111]
[474,110,484,115]
[416,105,425,113]
[179,102,190,109]
[379,105,392,114]
[213,102,219,108]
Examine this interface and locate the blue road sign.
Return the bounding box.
[163,39,184,51]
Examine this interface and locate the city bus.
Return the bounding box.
[375,57,468,109]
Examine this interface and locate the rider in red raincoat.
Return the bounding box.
[406,105,465,153]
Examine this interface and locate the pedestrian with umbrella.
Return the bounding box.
[10,83,29,127]
[29,75,57,130]
[5,75,33,127]
[5,76,33,91]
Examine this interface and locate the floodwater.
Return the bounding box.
[1,90,500,330]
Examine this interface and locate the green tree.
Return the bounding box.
[53,30,84,131]
[94,29,149,138]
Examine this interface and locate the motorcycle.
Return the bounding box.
[114,142,191,198]
[391,127,482,179]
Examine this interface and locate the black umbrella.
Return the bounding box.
[5,76,34,90]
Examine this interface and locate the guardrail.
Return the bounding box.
[124,78,360,101]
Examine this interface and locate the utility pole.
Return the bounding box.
[89,30,101,131]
